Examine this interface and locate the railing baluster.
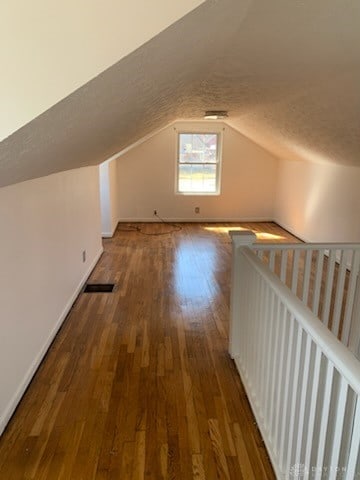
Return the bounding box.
[312,249,324,316]
[242,261,250,374]
[285,324,304,474]
[249,270,259,386]
[265,292,277,422]
[322,250,336,327]
[342,250,360,346]
[291,250,300,295]
[257,285,269,404]
[328,376,348,480]
[279,314,295,468]
[346,398,360,479]
[294,334,313,468]
[314,361,335,480]
[260,284,271,406]
[304,346,322,471]
[254,278,264,396]
[269,250,276,272]
[338,388,356,476]
[273,304,288,454]
[268,297,281,438]
[280,250,288,284]
[332,250,348,337]
[302,250,312,305]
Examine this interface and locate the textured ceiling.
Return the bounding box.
[1,0,360,187]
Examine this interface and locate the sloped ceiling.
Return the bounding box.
[1,0,360,187]
[0,0,205,141]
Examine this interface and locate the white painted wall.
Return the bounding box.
[116,122,279,222]
[275,159,360,242]
[99,159,119,237]
[0,0,204,141]
[99,162,111,235]
[0,166,103,435]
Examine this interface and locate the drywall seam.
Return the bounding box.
[0,246,104,436]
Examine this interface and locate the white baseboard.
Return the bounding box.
[102,221,119,238]
[118,217,274,223]
[0,247,103,436]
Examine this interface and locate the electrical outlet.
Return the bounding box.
[82,250,86,263]
[153,209,157,216]
[195,207,200,214]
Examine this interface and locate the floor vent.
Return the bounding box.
[84,283,115,293]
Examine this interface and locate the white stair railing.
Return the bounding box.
[253,242,360,357]
[229,231,360,479]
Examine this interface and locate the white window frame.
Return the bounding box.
[175,130,222,195]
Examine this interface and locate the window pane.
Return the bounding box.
[178,164,217,193]
[179,133,218,164]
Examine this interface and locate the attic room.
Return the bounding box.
[1,0,360,478]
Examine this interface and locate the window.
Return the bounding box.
[176,132,221,194]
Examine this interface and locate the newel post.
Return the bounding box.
[228,230,257,359]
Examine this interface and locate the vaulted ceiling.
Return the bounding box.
[1,0,359,187]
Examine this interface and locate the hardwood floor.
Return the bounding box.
[0,222,299,479]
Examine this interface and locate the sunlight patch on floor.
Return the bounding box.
[203,226,286,241]
[203,226,248,233]
[256,232,286,240]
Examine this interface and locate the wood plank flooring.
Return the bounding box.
[0,222,299,480]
